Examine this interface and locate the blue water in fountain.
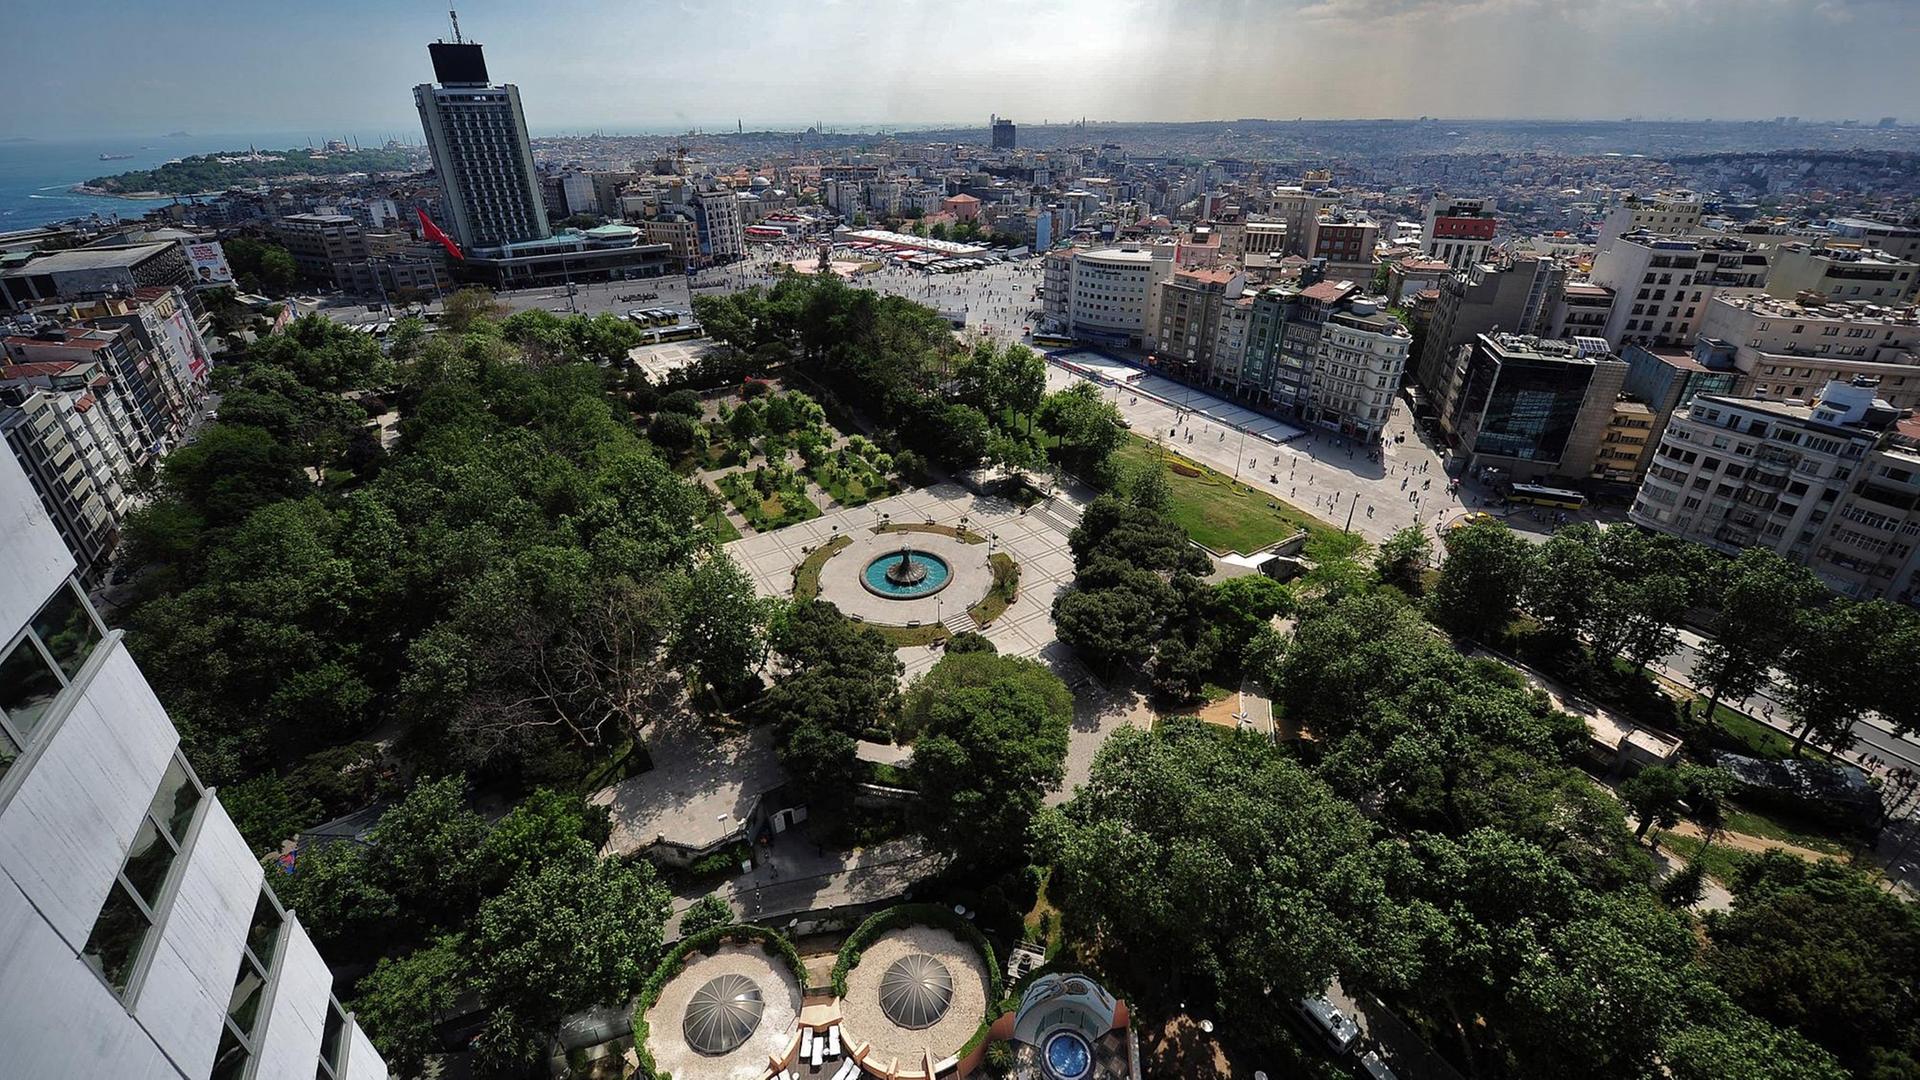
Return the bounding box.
[861,550,951,598]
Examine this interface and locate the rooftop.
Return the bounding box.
[0,243,172,278]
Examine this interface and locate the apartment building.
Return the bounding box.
[1694,293,1920,409]
[1422,195,1497,271]
[1309,300,1412,442]
[0,367,141,582]
[1695,237,1772,289]
[1240,221,1289,259]
[414,40,550,251]
[1208,294,1255,394]
[1415,253,1566,423]
[1620,343,1742,477]
[1630,378,1920,601]
[1268,187,1341,257]
[1765,242,1919,305]
[1448,333,1627,482]
[276,214,371,283]
[0,450,390,1079]
[1596,191,1702,253]
[4,325,176,461]
[1548,282,1617,340]
[1303,210,1379,286]
[1587,232,1713,350]
[1595,400,1655,482]
[1149,266,1245,383]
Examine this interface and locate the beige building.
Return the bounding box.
[0,364,143,581]
[1695,293,1920,409]
[1595,399,1655,481]
[1268,187,1341,257]
[1632,379,1920,601]
[1765,242,1919,305]
[1597,191,1703,253]
[1149,266,1245,382]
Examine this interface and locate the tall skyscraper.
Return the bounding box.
[414,27,550,252]
[991,115,1017,150]
[0,449,389,1080]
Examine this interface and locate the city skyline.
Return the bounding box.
[5,0,1920,139]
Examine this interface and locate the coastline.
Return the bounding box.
[68,184,220,201]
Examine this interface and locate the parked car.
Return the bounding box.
[1294,995,1361,1056]
[1357,1050,1399,1080]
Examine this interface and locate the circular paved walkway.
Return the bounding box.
[644,944,802,1080]
[816,532,995,626]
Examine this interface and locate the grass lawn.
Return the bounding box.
[701,509,740,543]
[867,621,950,647]
[716,470,821,531]
[793,534,852,601]
[968,552,1020,627]
[1654,831,1749,884]
[1112,435,1329,554]
[878,522,986,544]
[1706,702,1830,762]
[810,451,888,507]
[1720,801,1854,856]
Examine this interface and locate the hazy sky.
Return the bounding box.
[6,0,1918,138]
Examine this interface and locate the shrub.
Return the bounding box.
[829,902,1003,1000]
[629,924,807,1080]
[680,894,733,937]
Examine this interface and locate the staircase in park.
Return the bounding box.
[942,609,978,636]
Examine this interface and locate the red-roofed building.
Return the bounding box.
[939,193,981,222]
[1422,195,1498,270]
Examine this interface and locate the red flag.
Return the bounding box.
[417,208,464,260]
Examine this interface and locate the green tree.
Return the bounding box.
[470,854,671,1070]
[1121,455,1173,513]
[352,934,469,1075]
[1524,523,1604,648]
[759,602,902,799]
[910,671,1070,867]
[1618,764,1690,843]
[1036,719,1409,1017]
[1779,599,1903,753]
[669,554,773,699]
[1037,382,1125,477]
[1372,524,1434,594]
[1705,852,1920,1076]
[1430,517,1532,639]
[361,775,489,931]
[1205,574,1294,655]
[1694,551,1821,723]
[439,286,506,332]
[680,894,735,936]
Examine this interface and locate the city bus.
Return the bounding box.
[1031,332,1075,348]
[1504,483,1588,510]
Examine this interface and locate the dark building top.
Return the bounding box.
[430,41,489,85]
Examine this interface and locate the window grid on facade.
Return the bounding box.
[81,751,204,999]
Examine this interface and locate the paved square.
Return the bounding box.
[726,482,1077,681]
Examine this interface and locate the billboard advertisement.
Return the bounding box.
[184,241,234,286]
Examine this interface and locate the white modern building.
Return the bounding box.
[1588,232,1714,350]
[1630,378,1920,600]
[0,449,389,1080]
[691,186,746,264]
[1056,246,1174,349]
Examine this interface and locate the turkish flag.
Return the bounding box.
[418,208,464,260]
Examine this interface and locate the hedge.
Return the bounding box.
[629,923,809,1080]
[828,902,1004,1001]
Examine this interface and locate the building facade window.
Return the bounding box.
[0,581,105,784]
[81,753,203,997]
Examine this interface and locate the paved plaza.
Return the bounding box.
[726,482,1078,681]
[816,531,992,627]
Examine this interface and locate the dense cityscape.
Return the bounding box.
[3,6,1920,1080]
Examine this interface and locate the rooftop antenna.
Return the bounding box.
[449,8,463,43]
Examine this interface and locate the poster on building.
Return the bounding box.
[184,241,235,286]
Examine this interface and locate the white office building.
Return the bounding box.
[0,450,389,1080]
[1057,246,1174,349]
